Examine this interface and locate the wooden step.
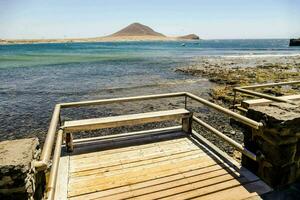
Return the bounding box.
[63,109,191,132]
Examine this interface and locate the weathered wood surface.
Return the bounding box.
[63,109,190,132]
[54,152,69,200]
[56,131,271,200]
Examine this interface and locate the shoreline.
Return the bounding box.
[0,36,199,45]
[176,55,300,104]
[220,53,300,58]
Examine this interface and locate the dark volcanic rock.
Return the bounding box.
[178,34,200,40]
[289,38,300,46]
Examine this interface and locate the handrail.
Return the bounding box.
[46,129,63,200]
[60,92,186,108]
[35,92,263,170]
[236,80,300,90]
[34,104,61,170]
[192,116,257,161]
[233,81,300,106]
[185,92,263,130]
[234,87,296,105]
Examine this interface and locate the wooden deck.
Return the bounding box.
[55,129,272,200]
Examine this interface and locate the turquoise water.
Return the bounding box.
[1,39,300,68]
[0,39,299,141]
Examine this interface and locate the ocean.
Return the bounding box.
[0,39,300,141]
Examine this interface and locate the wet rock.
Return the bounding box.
[289,39,300,46]
[176,55,300,106]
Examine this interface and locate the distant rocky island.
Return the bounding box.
[289,38,300,46]
[0,23,200,45]
[178,34,200,40]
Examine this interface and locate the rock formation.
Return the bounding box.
[178,34,200,40]
[289,38,300,46]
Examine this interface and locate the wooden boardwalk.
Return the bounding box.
[55,130,271,200]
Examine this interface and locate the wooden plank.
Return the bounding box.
[70,131,185,157]
[70,146,203,174]
[65,132,272,200]
[68,152,218,196]
[69,137,201,171]
[133,176,251,200]
[68,145,252,197]
[69,149,207,178]
[70,185,132,200]
[63,109,190,132]
[158,179,266,200]
[241,94,300,109]
[69,163,237,199]
[54,153,69,200]
[70,136,189,161]
[72,126,182,144]
[180,180,269,200]
[68,153,215,192]
[191,131,263,183]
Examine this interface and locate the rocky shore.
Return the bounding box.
[176,55,300,105]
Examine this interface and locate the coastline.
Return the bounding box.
[176,55,300,104]
[0,36,198,45]
[221,54,300,58]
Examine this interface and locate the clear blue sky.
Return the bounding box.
[0,0,299,39]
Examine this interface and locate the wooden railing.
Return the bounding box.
[35,92,264,200]
[233,80,300,109]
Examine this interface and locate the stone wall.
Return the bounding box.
[243,102,300,188]
[0,138,45,200]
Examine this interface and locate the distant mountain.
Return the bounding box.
[111,23,165,37]
[0,23,200,44]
